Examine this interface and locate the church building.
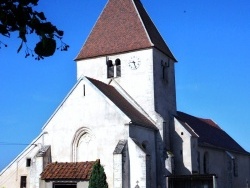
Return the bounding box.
[1,0,250,188]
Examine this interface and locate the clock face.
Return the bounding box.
[128,56,141,70]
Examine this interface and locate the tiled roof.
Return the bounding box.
[75,0,176,61]
[40,161,96,181]
[176,111,248,154]
[87,77,157,130]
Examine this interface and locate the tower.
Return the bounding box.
[75,0,177,132]
[75,0,177,186]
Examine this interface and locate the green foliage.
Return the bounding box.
[0,0,69,59]
[89,160,108,188]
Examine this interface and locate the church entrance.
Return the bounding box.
[53,183,77,188]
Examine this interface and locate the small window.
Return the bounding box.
[233,158,238,177]
[161,59,170,82]
[26,158,31,167]
[115,58,121,77]
[107,60,114,78]
[203,152,209,174]
[20,176,26,188]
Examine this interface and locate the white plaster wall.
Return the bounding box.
[41,78,130,187]
[76,56,108,82]
[113,154,122,188]
[199,147,250,188]
[0,136,44,188]
[78,181,89,188]
[128,137,146,188]
[153,48,176,119]
[173,119,193,175]
[76,49,156,121]
[129,125,157,188]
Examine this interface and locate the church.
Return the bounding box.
[1,0,250,188]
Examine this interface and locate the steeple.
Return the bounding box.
[75,0,176,61]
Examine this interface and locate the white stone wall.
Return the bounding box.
[129,125,157,188]
[153,48,176,119]
[128,137,147,188]
[41,77,130,187]
[113,154,122,188]
[173,118,194,175]
[76,49,156,121]
[199,147,250,188]
[76,48,177,188]
[0,137,44,188]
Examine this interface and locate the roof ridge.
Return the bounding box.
[109,79,156,124]
[176,111,248,154]
[132,0,153,47]
[75,0,176,61]
[87,77,157,130]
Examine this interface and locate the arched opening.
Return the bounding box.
[115,58,121,77]
[72,127,97,162]
[107,60,114,78]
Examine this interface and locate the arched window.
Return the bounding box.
[72,127,97,162]
[115,58,121,77]
[107,60,114,78]
[203,152,209,174]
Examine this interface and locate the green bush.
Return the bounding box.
[89,160,108,188]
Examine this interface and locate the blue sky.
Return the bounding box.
[1,0,250,170]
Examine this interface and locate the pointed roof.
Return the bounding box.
[75,0,176,61]
[176,111,249,154]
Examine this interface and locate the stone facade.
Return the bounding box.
[1,0,249,188]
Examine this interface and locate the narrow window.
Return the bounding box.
[20,176,26,188]
[26,158,31,167]
[197,151,200,173]
[107,60,114,78]
[161,60,166,79]
[83,84,85,96]
[161,60,169,82]
[203,152,209,174]
[115,58,121,77]
[233,158,238,177]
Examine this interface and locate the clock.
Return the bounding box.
[128,56,141,70]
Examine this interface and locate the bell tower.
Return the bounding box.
[75,0,177,126]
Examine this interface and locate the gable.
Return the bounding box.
[176,111,248,154]
[87,77,157,130]
[75,0,176,61]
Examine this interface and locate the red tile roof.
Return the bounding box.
[176,111,249,154]
[75,0,176,61]
[40,161,96,181]
[87,77,157,130]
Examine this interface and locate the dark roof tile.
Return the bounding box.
[76,0,176,61]
[40,161,96,181]
[176,111,248,154]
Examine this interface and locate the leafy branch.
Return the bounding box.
[0,0,69,59]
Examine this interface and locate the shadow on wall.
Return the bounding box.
[172,131,191,175]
